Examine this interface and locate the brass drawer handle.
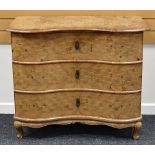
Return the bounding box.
[76,98,80,108]
[75,41,80,50]
[75,70,80,80]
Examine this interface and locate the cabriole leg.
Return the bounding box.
[14,121,24,139]
[132,122,142,140]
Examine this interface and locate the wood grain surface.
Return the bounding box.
[14,91,141,120]
[10,16,145,139]
[1,10,155,18]
[6,16,148,33]
[12,32,143,62]
[13,63,142,91]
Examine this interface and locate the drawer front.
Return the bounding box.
[12,32,143,62]
[15,92,141,120]
[13,63,142,91]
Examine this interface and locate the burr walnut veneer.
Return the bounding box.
[7,16,148,139]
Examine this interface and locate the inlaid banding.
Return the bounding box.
[13,60,143,65]
[14,88,141,94]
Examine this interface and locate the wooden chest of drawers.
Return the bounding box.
[7,16,148,139]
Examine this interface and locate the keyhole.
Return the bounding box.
[75,70,80,80]
[76,98,80,108]
[75,41,80,50]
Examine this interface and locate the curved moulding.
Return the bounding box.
[14,115,142,124]
[14,88,141,94]
[13,59,143,65]
[7,28,147,33]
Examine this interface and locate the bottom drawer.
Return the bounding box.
[15,91,141,120]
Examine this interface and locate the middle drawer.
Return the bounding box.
[13,63,142,91]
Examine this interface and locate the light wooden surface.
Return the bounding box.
[12,30,143,121]
[12,32,143,62]
[0,10,155,43]
[12,31,143,92]
[10,16,144,139]
[6,16,147,32]
[0,31,10,43]
[1,10,155,18]
[13,63,142,91]
[14,92,141,119]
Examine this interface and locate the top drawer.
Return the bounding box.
[12,31,143,62]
